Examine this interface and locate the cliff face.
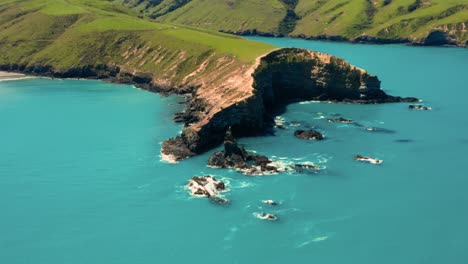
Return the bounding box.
[162,48,417,160]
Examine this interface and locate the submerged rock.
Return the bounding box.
[294,164,321,173]
[208,128,279,175]
[327,117,353,124]
[262,200,278,205]
[256,213,278,221]
[275,124,288,130]
[409,104,431,111]
[364,127,396,134]
[354,155,383,165]
[186,175,229,204]
[294,129,324,140]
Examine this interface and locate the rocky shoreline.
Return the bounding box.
[223,30,467,48]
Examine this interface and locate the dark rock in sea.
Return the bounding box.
[262,200,278,205]
[354,155,383,165]
[275,124,288,130]
[327,117,353,124]
[394,139,414,143]
[208,128,279,175]
[294,164,321,173]
[256,212,278,221]
[294,130,324,140]
[409,104,431,111]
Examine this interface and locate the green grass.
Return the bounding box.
[74,17,171,33]
[118,0,468,45]
[118,0,288,33]
[0,0,275,81]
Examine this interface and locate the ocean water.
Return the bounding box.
[1,38,468,263]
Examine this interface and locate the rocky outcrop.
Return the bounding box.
[354,155,383,165]
[328,117,353,124]
[409,104,432,111]
[208,128,279,175]
[294,130,324,140]
[162,48,418,160]
[294,164,321,174]
[186,175,229,204]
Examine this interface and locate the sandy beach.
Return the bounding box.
[0,71,26,80]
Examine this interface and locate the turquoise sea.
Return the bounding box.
[1,38,468,263]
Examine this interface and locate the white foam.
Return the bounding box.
[274,116,286,126]
[254,212,278,221]
[160,152,178,164]
[313,236,329,242]
[234,181,254,189]
[296,236,329,248]
[298,100,321,105]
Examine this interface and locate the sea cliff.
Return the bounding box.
[161,48,417,160]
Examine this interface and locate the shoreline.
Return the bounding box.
[0,71,27,81]
[225,31,467,49]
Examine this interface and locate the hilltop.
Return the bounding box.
[117,0,468,46]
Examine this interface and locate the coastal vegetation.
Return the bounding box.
[118,0,468,46]
[0,0,275,76]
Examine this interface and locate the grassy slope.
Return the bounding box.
[0,0,274,85]
[293,0,468,43]
[119,0,468,45]
[117,0,288,33]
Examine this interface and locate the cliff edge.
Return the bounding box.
[162,48,417,160]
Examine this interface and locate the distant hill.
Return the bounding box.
[116,0,468,46]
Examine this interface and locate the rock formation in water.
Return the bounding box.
[186,175,229,204]
[328,117,353,124]
[409,104,432,111]
[208,128,279,175]
[354,155,383,165]
[294,129,325,140]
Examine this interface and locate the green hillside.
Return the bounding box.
[0,0,274,84]
[119,0,468,46]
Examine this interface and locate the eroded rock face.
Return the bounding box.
[294,129,324,140]
[424,30,457,46]
[161,48,418,160]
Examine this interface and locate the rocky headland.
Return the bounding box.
[161,48,417,160]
